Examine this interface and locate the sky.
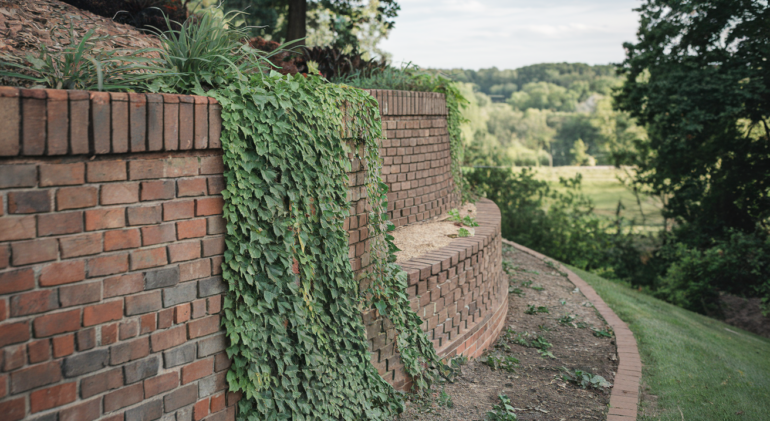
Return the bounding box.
[378,0,643,70]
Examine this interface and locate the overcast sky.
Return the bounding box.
[378,0,642,70]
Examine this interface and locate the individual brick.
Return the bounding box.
[104,272,144,298]
[83,300,123,326]
[27,338,51,363]
[144,372,178,398]
[131,247,168,270]
[60,282,101,307]
[0,215,36,241]
[39,260,86,286]
[208,295,222,314]
[111,92,129,153]
[164,383,198,412]
[60,232,102,258]
[34,308,80,337]
[163,200,195,221]
[127,204,162,225]
[0,86,20,156]
[129,93,147,152]
[177,218,207,239]
[81,367,123,398]
[11,238,58,266]
[30,381,76,413]
[103,382,144,412]
[62,348,109,377]
[125,291,162,315]
[45,90,69,155]
[69,90,90,154]
[200,156,224,175]
[52,334,75,358]
[191,299,207,319]
[195,197,224,216]
[0,268,34,295]
[59,397,101,421]
[87,160,127,182]
[188,315,220,339]
[37,211,83,236]
[0,164,36,189]
[207,175,225,195]
[21,88,46,155]
[91,91,111,154]
[141,223,176,246]
[4,345,25,371]
[163,282,197,308]
[165,157,198,177]
[102,323,118,345]
[40,163,85,186]
[104,228,141,251]
[124,355,159,384]
[141,180,175,201]
[11,289,59,316]
[76,327,96,351]
[146,93,164,151]
[8,190,51,213]
[177,178,207,197]
[163,93,180,150]
[0,397,25,421]
[194,96,209,149]
[175,303,191,323]
[101,182,140,205]
[198,371,226,398]
[198,276,226,298]
[194,398,209,421]
[145,266,180,290]
[56,186,98,210]
[140,313,157,334]
[159,307,174,329]
[163,342,196,369]
[180,259,211,282]
[87,253,129,277]
[119,319,140,340]
[85,207,126,231]
[0,245,6,269]
[197,333,226,358]
[150,325,186,352]
[209,99,222,149]
[214,352,231,372]
[210,392,226,413]
[129,159,164,180]
[125,399,162,421]
[169,241,201,263]
[10,361,62,393]
[179,96,194,150]
[202,236,225,257]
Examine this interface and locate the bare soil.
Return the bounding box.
[398,244,619,420]
[393,203,476,262]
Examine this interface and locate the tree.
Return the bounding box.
[223,0,399,49]
[615,0,770,243]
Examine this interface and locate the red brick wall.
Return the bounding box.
[0,87,504,419]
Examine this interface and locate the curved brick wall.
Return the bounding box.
[0,87,501,420]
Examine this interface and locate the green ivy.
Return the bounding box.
[214,70,451,420]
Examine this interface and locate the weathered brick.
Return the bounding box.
[60,281,101,307]
[198,333,226,358]
[129,159,164,180]
[141,223,176,246]
[208,295,222,314]
[163,342,196,368]
[159,307,173,329]
[182,357,213,385]
[88,253,129,277]
[210,391,226,413]
[0,268,35,295]
[194,398,210,421]
[62,348,108,377]
[56,186,98,210]
[40,163,85,186]
[191,299,207,319]
[198,276,226,298]
[120,319,139,340]
[0,165,36,189]
[102,182,140,205]
[180,259,211,282]
[206,176,225,195]
[140,313,156,334]
[12,238,58,265]
[110,336,150,366]
[45,88,69,155]
[144,372,178,398]
[104,272,144,298]
[147,94,164,151]
[0,245,7,270]
[124,355,160,384]
[0,87,20,157]
[202,236,225,257]
[93,93,112,153]
[102,322,118,345]
[178,178,207,197]
[11,289,59,316]
[0,215,36,241]
[4,344,25,371]
[104,382,144,412]
[88,161,127,182]
[165,383,198,412]
[214,352,232,373]
[128,205,162,225]
[59,397,101,421]
[169,241,201,263]
[69,90,90,154]
[85,207,126,231]
[177,218,207,240]
[126,291,162,315]
[52,334,75,358]
[126,399,163,421]
[104,228,141,251]
[60,232,102,258]
[145,266,180,290]
[8,190,51,213]
[163,200,195,221]
[112,92,129,153]
[34,308,80,337]
[10,361,62,393]
[83,299,123,326]
[76,327,96,350]
[200,156,224,175]
[39,260,86,286]
[166,157,199,178]
[188,315,220,339]
[81,367,123,398]
[30,382,76,413]
[141,180,175,201]
[129,93,147,152]
[0,397,25,421]
[131,247,168,270]
[163,282,197,307]
[151,325,186,352]
[198,371,226,397]
[196,197,224,216]
[27,338,51,363]
[179,98,194,150]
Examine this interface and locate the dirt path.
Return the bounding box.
[399,243,619,420]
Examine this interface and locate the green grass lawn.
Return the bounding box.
[570,267,770,420]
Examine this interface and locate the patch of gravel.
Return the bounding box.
[393,203,476,262]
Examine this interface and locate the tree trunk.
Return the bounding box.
[286,0,307,44]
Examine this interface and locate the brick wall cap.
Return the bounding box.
[20,88,46,99]
[129,93,147,103]
[162,93,180,103]
[0,86,19,97]
[90,91,110,103]
[45,89,68,101]
[178,95,194,104]
[68,90,90,100]
[110,92,129,101]
[193,96,208,104]
[146,93,163,103]
[207,97,219,105]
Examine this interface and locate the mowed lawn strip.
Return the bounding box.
[570,267,770,421]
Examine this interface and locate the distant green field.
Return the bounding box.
[514,166,665,231]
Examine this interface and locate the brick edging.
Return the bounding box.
[501,240,641,421]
